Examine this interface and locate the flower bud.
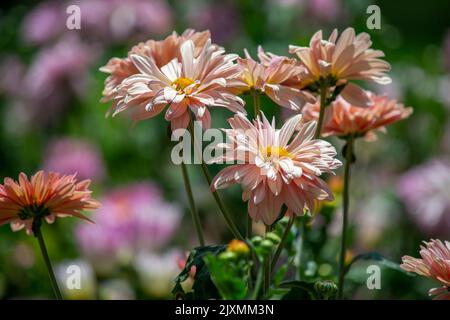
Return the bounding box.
[265,232,281,244]
[251,236,263,245]
[227,239,250,257]
[314,280,338,299]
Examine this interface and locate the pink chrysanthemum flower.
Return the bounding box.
[100,29,212,120]
[210,113,342,225]
[0,171,100,235]
[289,28,391,107]
[233,47,315,110]
[100,30,244,129]
[401,239,450,300]
[302,92,412,140]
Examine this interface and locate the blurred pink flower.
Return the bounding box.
[306,0,342,22]
[76,183,181,273]
[22,0,173,45]
[43,138,106,182]
[401,239,450,300]
[76,0,173,42]
[0,55,25,97]
[21,1,64,44]
[187,2,239,43]
[210,113,341,225]
[397,159,450,236]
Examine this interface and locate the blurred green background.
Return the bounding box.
[0,0,449,299]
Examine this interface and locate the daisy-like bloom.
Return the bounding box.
[100,29,244,128]
[289,28,391,107]
[209,113,342,225]
[113,38,245,130]
[100,29,211,106]
[233,47,315,111]
[302,92,412,140]
[0,171,100,235]
[401,239,450,300]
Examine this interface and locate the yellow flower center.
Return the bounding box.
[172,77,195,91]
[264,146,292,159]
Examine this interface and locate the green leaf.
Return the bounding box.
[203,254,248,300]
[279,280,317,300]
[172,245,226,299]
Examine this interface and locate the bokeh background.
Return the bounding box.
[0,0,449,299]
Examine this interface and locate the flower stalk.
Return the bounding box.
[180,161,205,246]
[32,218,63,300]
[338,135,354,299]
[188,118,243,240]
[314,83,328,139]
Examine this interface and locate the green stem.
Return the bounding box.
[33,219,63,300]
[338,135,354,299]
[271,215,294,271]
[252,91,261,117]
[251,266,264,300]
[295,218,306,280]
[263,225,272,296]
[180,161,205,246]
[188,119,243,240]
[314,84,328,139]
[246,215,252,239]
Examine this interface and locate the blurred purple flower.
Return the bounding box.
[397,158,450,236]
[21,1,64,45]
[187,2,239,43]
[306,0,341,22]
[43,138,106,182]
[76,183,182,274]
[75,0,173,43]
[0,55,25,97]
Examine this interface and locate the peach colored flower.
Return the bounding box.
[289,28,391,107]
[401,239,450,300]
[100,29,212,120]
[302,92,412,140]
[114,38,245,130]
[233,47,315,110]
[0,171,100,235]
[210,113,341,225]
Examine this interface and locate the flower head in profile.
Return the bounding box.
[210,113,342,225]
[302,92,412,140]
[234,47,315,110]
[401,239,450,300]
[0,171,100,235]
[289,28,391,107]
[100,29,244,130]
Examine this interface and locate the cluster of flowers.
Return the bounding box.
[1,27,448,300]
[100,28,411,225]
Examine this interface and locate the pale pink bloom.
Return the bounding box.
[0,171,100,235]
[100,29,211,111]
[111,38,245,130]
[302,92,412,140]
[210,113,341,225]
[401,239,450,300]
[289,28,391,107]
[234,47,315,111]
